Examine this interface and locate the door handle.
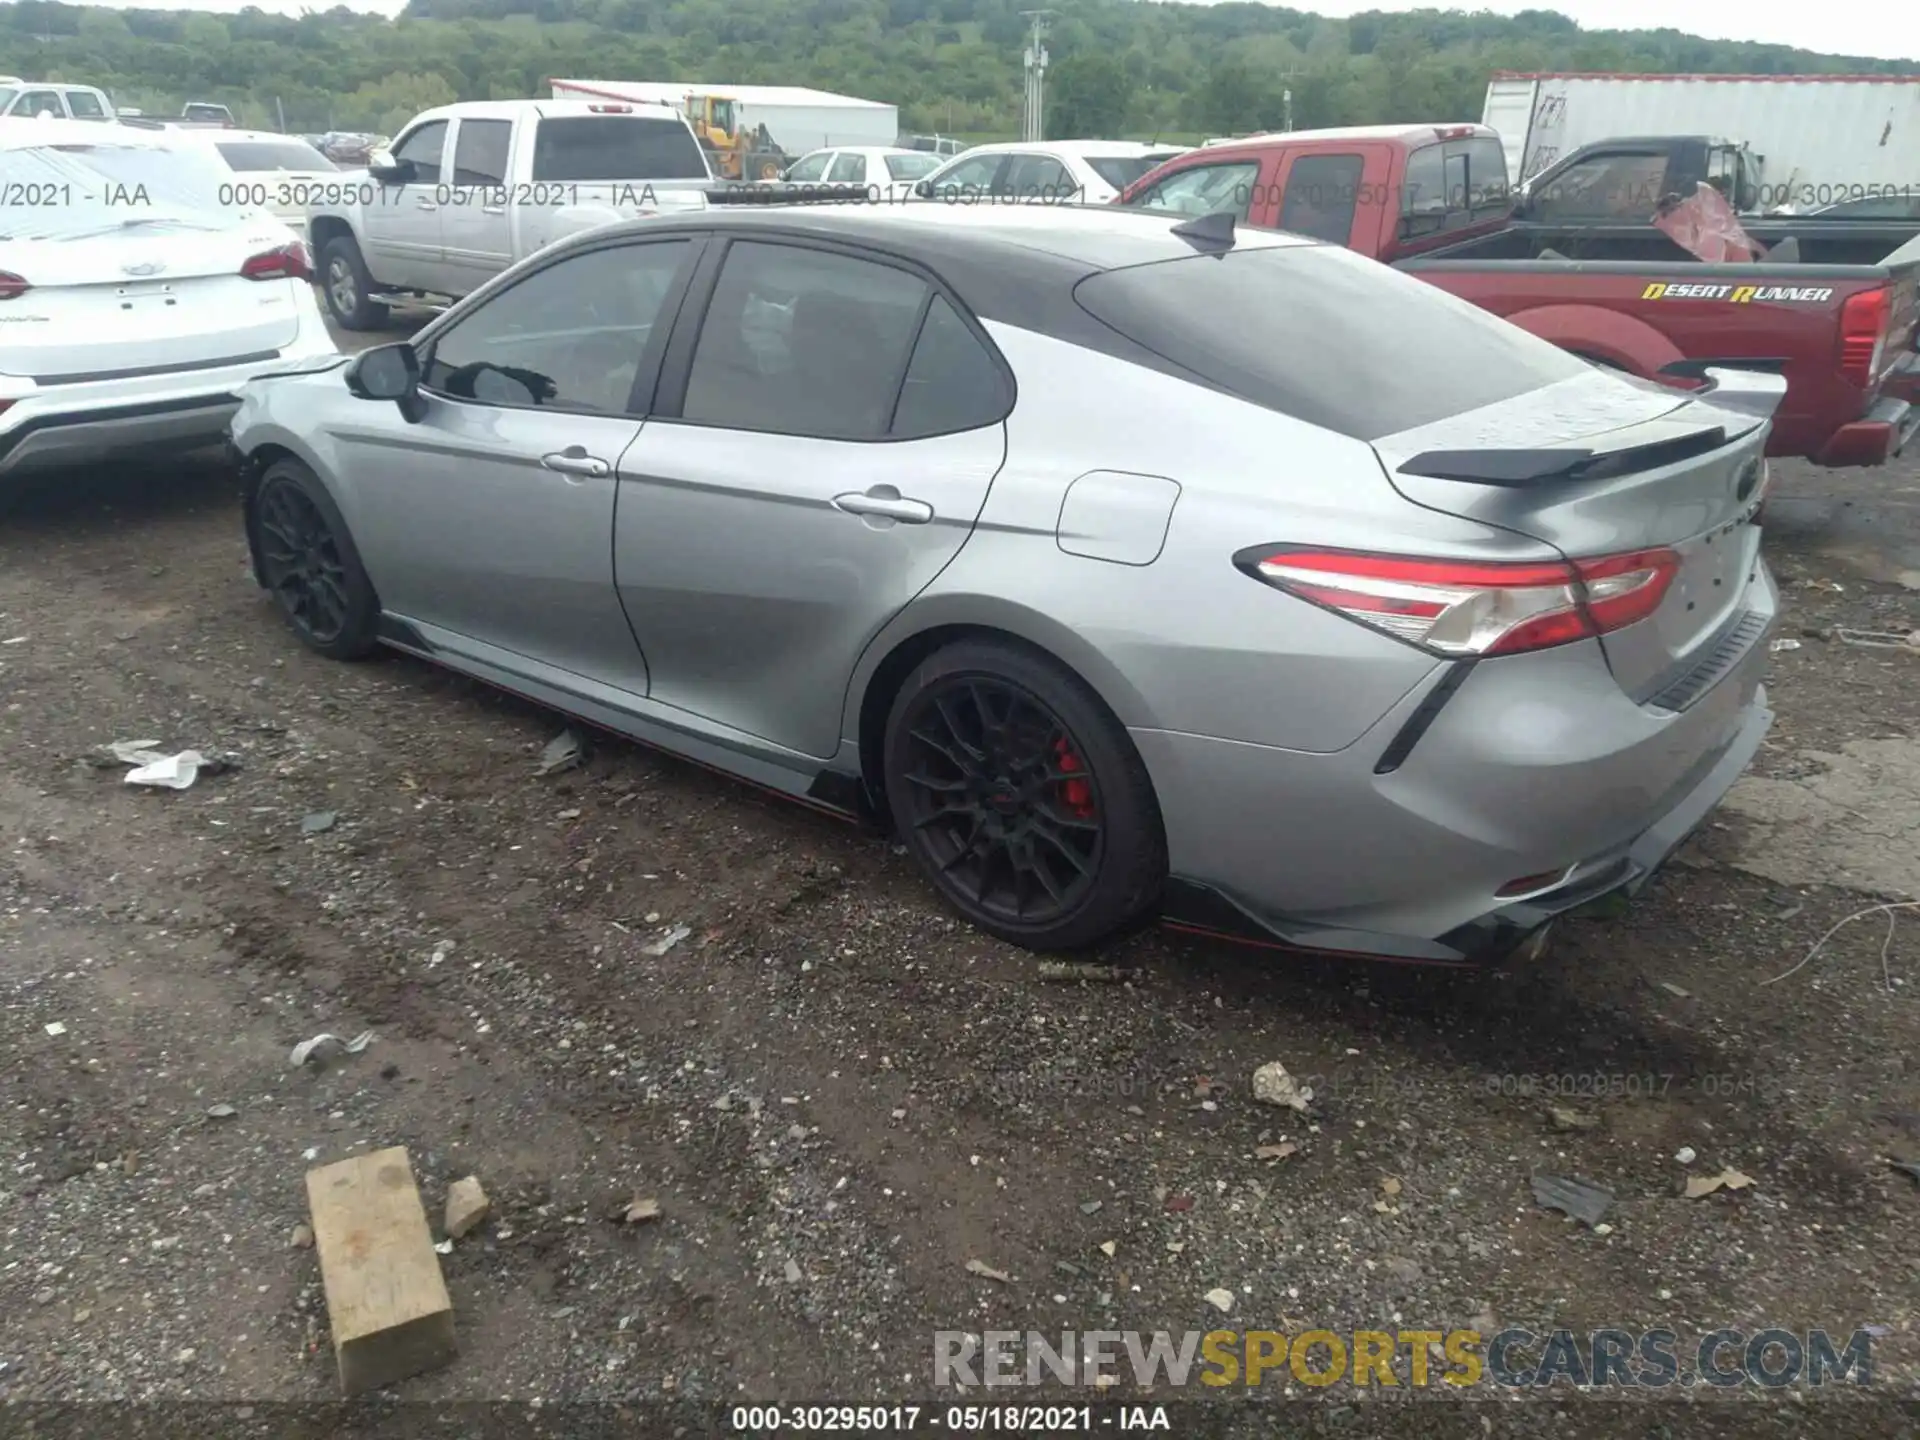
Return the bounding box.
[416,199,438,211]
[542,449,611,478]
[832,488,933,524]
[482,206,507,215]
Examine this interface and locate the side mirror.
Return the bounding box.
[366,148,406,182]
[912,179,931,199]
[345,342,426,422]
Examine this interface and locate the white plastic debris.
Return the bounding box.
[1768,638,1800,653]
[44,1022,67,1037]
[1675,1146,1697,1165]
[538,728,584,775]
[641,924,692,957]
[108,739,166,765]
[124,749,208,790]
[289,1030,375,1068]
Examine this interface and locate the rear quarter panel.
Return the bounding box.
[1398,262,1880,460]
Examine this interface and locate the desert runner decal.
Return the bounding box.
[1640,282,1837,303]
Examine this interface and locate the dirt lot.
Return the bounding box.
[2,325,1918,1434]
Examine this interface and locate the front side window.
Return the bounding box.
[423,240,692,414]
[17,90,64,119]
[392,121,448,181]
[681,241,932,440]
[1123,160,1259,220]
[63,90,107,120]
[786,152,831,182]
[926,153,1003,199]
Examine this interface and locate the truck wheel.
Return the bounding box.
[319,236,390,331]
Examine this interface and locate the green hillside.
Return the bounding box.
[2,0,1913,139]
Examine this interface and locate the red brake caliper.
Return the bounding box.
[1054,737,1095,819]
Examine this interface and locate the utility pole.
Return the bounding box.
[1019,10,1052,143]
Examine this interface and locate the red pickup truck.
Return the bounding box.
[1118,124,1920,466]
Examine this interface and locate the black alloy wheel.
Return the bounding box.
[248,459,380,659]
[898,674,1106,927]
[257,476,351,645]
[884,638,1166,951]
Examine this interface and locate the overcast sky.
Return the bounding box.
[52,0,1920,61]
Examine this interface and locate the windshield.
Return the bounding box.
[1073,241,1589,441]
[183,105,229,123]
[215,139,338,173]
[0,88,16,110]
[1086,155,1165,191]
[885,153,940,181]
[0,142,252,238]
[530,115,708,181]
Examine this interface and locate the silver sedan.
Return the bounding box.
[231,202,1779,964]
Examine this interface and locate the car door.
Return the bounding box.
[926,152,1006,203]
[784,150,833,183]
[1273,149,1372,246]
[614,236,1011,759]
[14,88,65,119]
[363,119,449,290]
[439,116,513,294]
[997,152,1076,204]
[341,235,705,689]
[825,150,868,191]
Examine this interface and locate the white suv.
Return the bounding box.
[916,140,1192,205]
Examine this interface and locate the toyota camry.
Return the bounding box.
[228,202,1779,965]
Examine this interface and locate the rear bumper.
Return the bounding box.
[1810,393,1918,467]
[1160,688,1771,966]
[0,319,337,480]
[1144,565,1778,966]
[0,395,241,478]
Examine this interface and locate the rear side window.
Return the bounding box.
[1402,138,1510,236]
[17,90,63,118]
[826,152,867,184]
[1279,153,1362,244]
[64,90,107,120]
[682,241,929,440]
[531,116,707,182]
[217,140,338,173]
[1072,243,1589,441]
[1086,155,1161,191]
[451,120,510,187]
[891,295,1009,438]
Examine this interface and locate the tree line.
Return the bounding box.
[2,0,1912,141]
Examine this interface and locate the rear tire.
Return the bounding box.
[247,458,381,661]
[319,235,390,331]
[882,639,1166,951]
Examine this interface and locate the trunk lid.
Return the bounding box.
[0,217,303,381]
[1371,366,1781,699]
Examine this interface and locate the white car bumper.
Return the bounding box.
[0,290,338,480]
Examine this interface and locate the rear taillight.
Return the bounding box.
[1839,287,1889,388]
[240,241,312,282]
[1241,546,1681,658]
[0,271,29,301]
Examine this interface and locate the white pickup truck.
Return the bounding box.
[306,97,716,329]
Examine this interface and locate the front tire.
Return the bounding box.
[319,235,390,331]
[248,458,380,660]
[883,639,1166,951]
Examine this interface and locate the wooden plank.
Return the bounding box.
[305,1146,457,1395]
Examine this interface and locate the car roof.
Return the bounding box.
[1205,123,1497,151]
[612,198,1307,271]
[802,145,931,158]
[955,139,1174,159]
[411,98,687,124]
[0,117,167,150]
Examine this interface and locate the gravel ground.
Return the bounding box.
[2,328,1918,1434]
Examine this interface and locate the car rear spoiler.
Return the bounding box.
[1384,366,1785,489]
